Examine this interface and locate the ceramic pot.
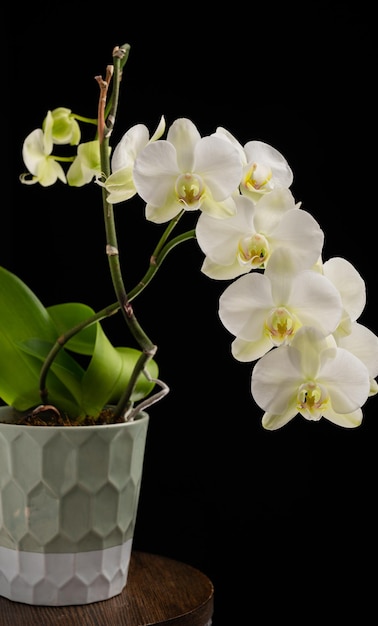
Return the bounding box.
[0,406,149,606]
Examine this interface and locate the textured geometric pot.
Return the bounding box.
[0,406,149,606]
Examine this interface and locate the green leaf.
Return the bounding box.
[108,347,159,402]
[48,303,158,417]
[0,268,159,419]
[47,302,99,355]
[0,266,59,410]
[19,337,85,409]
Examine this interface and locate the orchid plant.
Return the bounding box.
[2,42,378,429]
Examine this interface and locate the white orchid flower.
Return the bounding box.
[102,116,166,204]
[219,248,343,361]
[196,189,324,280]
[67,140,106,187]
[335,321,378,396]
[320,257,366,338]
[214,127,293,202]
[45,107,81,145]
[251,326,371,431]
[133,118,243,224]
[20,111,67,186]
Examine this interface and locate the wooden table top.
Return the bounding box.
[0,551,214,625]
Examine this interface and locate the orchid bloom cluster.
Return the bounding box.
[20,56,378,430]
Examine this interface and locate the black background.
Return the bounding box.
[6,4,377,624]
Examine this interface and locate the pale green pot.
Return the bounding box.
[0,406,149,606]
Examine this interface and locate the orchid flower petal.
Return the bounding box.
[134,140,178,205]
[322,257,366,322]
[67,140,104,187]
[194,136,242,200]
[336,322,378,380]
[262,409,298,431]
[21,112,67,187]
[167,118,201,171]
[46,107,81,145]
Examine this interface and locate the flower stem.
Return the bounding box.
[72,114,98,125]
[96,44,159,419]
[38,44,194,418]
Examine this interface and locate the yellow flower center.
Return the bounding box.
[243,162,273,192]
[265,307,298,345]
[238,233,269,268]
[296,382,329,420]
[175,173,204,209]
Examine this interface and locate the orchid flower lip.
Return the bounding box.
[297,381,329,419]
[175,172,205,208]
[265,307,296,343]
[244,162,273,191]
[238,233,269,267]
